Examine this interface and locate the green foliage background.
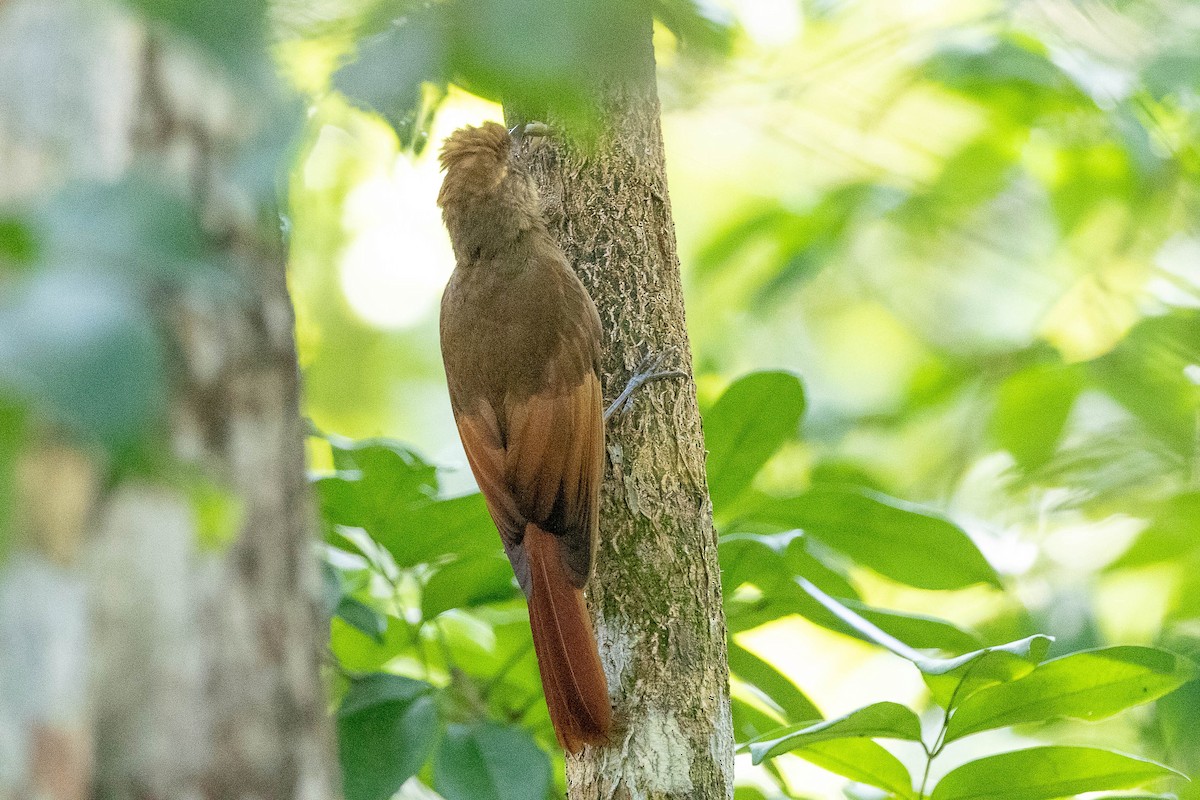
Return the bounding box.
[2,0,1199,798]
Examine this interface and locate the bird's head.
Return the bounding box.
[437,121,526,209]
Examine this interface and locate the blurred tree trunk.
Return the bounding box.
[0,2,336,799]
[507,10,735,800]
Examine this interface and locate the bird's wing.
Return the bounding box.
[452,364,602,593]
[503,369,603,587]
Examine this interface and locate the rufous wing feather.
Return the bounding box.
[450,373,610,751]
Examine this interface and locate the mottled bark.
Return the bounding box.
[0,2,335,800]
[506,11,735,799]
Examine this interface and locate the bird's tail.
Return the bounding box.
[524,523,611,753]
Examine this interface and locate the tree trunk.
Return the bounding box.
[0,2,336,799]
[507,12,735,800]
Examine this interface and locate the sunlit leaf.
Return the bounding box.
[728,641,821,724]
[1110,492,1200,569]
[788,738,916,799]
[990,363,1084,470]
[330,615,414,674]
[924,33,1088,116]
[652,0,735,55]
[317,439,497,566]
[721,537,979,652]
[1089,311,1200,457]
[748,702,921,763]
[844,600,980,653]
[383,492,498,566]
[743,488,1000,589]
[337,596,387,644]
[704,371,805,509]
[0,400,24,562]
[944,646,1197,741]
[923,635,1054,709]
[930,747,1185,800]
[797,578,1052,692]
[733,786,771,800]
[422,554,518,618]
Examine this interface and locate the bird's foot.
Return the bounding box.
[604,351,687,422]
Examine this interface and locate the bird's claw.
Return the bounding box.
[604,350,687,422]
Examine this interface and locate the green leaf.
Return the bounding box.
[37,174,223,282]
[721,531,858,601]
[924,34,1087,115]
[930,747,1185,800]
[694,204,796,280]
[923,635,1054,708]
[0,400,24,563]
[1144,48,1200,99]
[990,364,1084,471]
[731,692,789,743]
[330,616,415,674]
[652,0,734,56]
[186,476,243,552]
[383,492,498,567]
[1110,492,1200,569]
[121,0,271,81]
[321,560,342,617]
[944,646,1197,742]
[843,600,981,653]
[748,702,922,763]
[337,675,439,800]
[745,488,1000,589]
[334,10,448,149]
[783,534,860,601]
[728,641,821,723]
[0,217,36,267]
[339,673,432,715]
[421,555,518,618]
[446,0,643,129]
[704,371,805,509]
[0,271,165,451]
[721,537,979,653]
[433,722,551,800]
[336,596,387,644]
[317,439,498,567]
[1089,311,1200,458]
[788,738,916,799]
[797,578,1052,691]
[733,787,770,800]
[750,185,899,306]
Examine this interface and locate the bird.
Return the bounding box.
[436,121,611,753]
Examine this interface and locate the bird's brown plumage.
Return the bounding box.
[437,122,610,752]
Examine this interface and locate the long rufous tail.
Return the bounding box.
[524,523,611,753]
